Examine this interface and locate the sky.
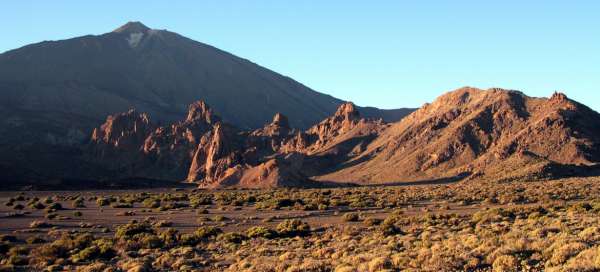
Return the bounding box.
[2,1,599,111]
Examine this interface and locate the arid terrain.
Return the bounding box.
[1,19,600,272]
[3,176,600,271]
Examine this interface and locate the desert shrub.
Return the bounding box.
[152,220,173,228]
[96,197,110,206]
[72,198,85,208]
[246,226,277,239]
[194,226,222,239]
[73,211,83,217]
[142,198,161,209]
[26,236,46,244]
[0,235,17,243]
[6,255,28,265]
[137,233,164,249]
[110,202,133,208]
[342,212,360,222]
[115,222,154,239]
[218,232,247,244]
[276,219,310,237]
[31,234,94,264]
[492,255,519,272]
[45,203,63,211]
[212,215,229,222]
[380,216,404,236]
[549,242,588,266]
[69,238,115,263]
[363,217,383,226]
[190,195,213,207]
[158,228,179,246]
[12,204,24,210]
[197,209,209,215]
[179,233,201,246]
[472,208,515,224]
[29,202,45,210]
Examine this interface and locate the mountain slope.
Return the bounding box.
[0,22,412,185]
[0,21,410,129]
[317,87,600,184]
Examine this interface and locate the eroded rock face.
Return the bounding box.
[88,88,600,188]
[91,109,153,152]
[308,102,361,143]
[319,88,600,184]
[188,123,243,184]
[88,101,385,188]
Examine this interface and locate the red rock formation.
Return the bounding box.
[319,88,600,184]
[88,88,600,188]
[91,109,153,152]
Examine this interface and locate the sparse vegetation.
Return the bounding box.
[3,177,600,270]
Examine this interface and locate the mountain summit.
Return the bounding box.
[112,21,151,33]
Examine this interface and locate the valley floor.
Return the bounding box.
[1,176,600,271]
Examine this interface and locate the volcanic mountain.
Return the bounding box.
[318,87,600,184]
[0,21,412,185]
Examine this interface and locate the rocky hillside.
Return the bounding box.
[319,87,600,184]
[88,87,600,188]
[0,22,412,185]
[88,100,385,188]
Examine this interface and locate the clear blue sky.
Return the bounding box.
[2,1,599,111]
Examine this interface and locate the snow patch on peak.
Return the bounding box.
[127,32,144,48]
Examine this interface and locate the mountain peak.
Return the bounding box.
[113,21,150,33]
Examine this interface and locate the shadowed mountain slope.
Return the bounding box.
[0,22,412,185]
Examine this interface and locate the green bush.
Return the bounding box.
[246,226,277,239]
[342,212,360,222]
[96,197,110,206]
[194,226,222,239]
[110,202,133,208]
[115,222,154,239]
[379,217,404,236]
[276,219,310,237]
[218,232,247,244]
[179,233,200,246]
[138,233,163,249]
[142,198,161,209]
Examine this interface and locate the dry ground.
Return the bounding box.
[1,177,600,271]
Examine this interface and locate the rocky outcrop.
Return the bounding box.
[87,100,387,188]
[319,88,600,184]
[90,109,153,152]
[187,123,243,184]
[85,88,600,188]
